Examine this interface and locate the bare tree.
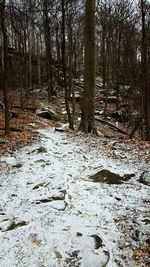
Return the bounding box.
[0,0,10,135]
[61,0,74,129]
[43,0,54,101]
[141,0,150,140]
[79,0,97,134]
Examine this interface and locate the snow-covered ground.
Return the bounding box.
[0,127,149,267]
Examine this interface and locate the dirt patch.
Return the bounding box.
[89,169,134,184]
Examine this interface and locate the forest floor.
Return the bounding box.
[0,89,150,267]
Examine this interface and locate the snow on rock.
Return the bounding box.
[0,127,149,267]
[1,156,22,168]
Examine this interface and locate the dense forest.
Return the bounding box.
[0,0,150,139]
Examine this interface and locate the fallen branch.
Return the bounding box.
[0,127,23,132]
[10,106,36,111]
[95,116,129,135]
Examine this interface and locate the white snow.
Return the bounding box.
[0,127,149,267]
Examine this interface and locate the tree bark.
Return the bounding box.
[79,0,97,134]
[61,0,74,130]
[67,1,75,116]
[1,0,10,135]
[43,0,53,101]
[141,0,150,140]
[37,34,41,85]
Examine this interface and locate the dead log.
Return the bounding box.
[0,127,22,132]
[10,106,36,112]
[95,116,128,135]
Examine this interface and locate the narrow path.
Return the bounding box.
[0,128,149,267]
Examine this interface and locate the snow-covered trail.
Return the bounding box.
[0,128,149,267]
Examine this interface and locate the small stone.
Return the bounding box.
[76,232,82,236]
[36,146,47,153]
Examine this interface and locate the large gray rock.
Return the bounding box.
[111,105,130,123]
[36,107,57,120]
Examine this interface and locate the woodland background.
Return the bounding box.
[0,0,150,140]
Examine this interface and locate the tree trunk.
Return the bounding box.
[28,38,32,89]
[56,21,61,81]
[141,0,150,140]
[37,35,41,85]
[43,0,53,101]
[67,1,75,116]
[61,0,74,130]
[101,25,106,88]
[1,0,10,136]
[79,0,97,134]
[24,29,29,109]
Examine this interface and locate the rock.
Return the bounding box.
[67,234,110,267]
[89,169,134,184]
[76,232,83,237]
[0,101,17,118]
[32,181,50,190]
[54,249,62,260]
[1,156,22,168]
[115,197,121,201]
[55,123,69,132]
[70,91,81,102]
[49,200,67,211]
[55,127,66,132]
[132,216,150,245]
[112,150,127,158]
[0,215,28,232]
[28,146,47,154]
[111,105,130,123]
[6,220,28,231]
[32,189,66,204]
[36,107,58,120]
[90,234,104,249]
[95,110,104,116]
[36,146,47,153]
[14,163,22,168]
[139,171,150,186]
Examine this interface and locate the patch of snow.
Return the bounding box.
[0,127,149,267]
